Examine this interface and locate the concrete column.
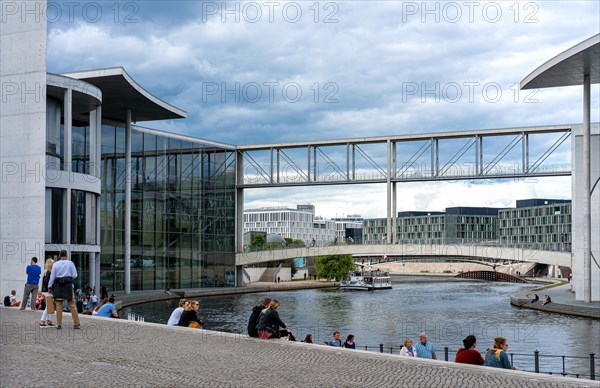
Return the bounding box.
[96,105,102,177]
[235,150,244,287]
[386,139,392,244]
[64,88,72,173]
[95,252,101,295]
[392,182,397,244]
[64,89,72,251]
[583,75,591,303]
[125,109,132,294]
[392,142,397,244]
[95,105,102,295]
[89,252,95,289]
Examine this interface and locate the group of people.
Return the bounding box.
[247,298,292,340]
[246,298,356,346]
[324,331,356,349]
[3,251,122,329]
[397,332,519,371]
[167,299,204,328]
[244,300,518,371]
[531,293,552,305]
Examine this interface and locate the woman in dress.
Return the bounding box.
[399,338,417,357]
[39,259,55,326]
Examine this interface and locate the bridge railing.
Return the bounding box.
[241,240,571,253]
[359,344,596,380]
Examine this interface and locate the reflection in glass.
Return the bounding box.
[100,127,236,291]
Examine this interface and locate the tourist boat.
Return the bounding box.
[340,270,392,291]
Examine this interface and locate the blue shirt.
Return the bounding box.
[97,302,117,317]
[415,341,436,359]
[26,264,41,285]
[328,339,342,347]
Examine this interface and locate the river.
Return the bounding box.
[123,277,599,377]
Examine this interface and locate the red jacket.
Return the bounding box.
[455,348,485,365]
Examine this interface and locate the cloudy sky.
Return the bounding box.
[47,1,599,218]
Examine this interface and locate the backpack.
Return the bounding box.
[3,296,10,306]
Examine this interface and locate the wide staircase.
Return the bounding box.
[259,267,280,282]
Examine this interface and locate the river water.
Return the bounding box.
[123,277,599,377]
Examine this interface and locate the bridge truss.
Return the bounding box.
[237,124,572,188]
[235,124,572,246]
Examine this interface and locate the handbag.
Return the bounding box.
[46,295,54,314]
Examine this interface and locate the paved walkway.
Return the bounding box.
[510,281,600,319]
[1,307,597,388]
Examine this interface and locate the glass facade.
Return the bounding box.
[498,202,571,251]
[45,188,64,244]
[45,98,64,170]
[101,125,236,291]
[72,120,91,174]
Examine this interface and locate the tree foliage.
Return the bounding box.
[315,254,356,281]
[249,234,266,250]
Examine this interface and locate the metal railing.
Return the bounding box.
[242,240,571,253]
[356,344,596,380]
[127,312,145,322]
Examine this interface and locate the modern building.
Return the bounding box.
[363,207,500,245]
[243,205,336,246]
[498,199,572,251]
[1,11,236,296]
[331,215,363,243]
[2,6,597,301]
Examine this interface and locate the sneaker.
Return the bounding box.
[73,324,81,330]
[39,322,47,327]
[46,322,54,326]
[56,325,61,330]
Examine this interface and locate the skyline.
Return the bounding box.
[45,1,599,218]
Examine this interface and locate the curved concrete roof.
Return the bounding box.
[521,34,600,90]
[47,73,102,115]
[61,67,187,122]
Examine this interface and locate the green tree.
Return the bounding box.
[249,234,266,250]
[284,238,305,248]
[315,254,356,281]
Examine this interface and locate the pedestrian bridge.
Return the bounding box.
[235,244,571,267]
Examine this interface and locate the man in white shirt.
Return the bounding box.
[167,299,188,325]
[49,250,81,330]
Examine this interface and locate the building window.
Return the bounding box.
[45,188,64,243]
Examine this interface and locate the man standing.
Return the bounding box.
[247,298,271,337]
[20,257,41,311]
[327,331,343,346]
[48,250,81,330]
[415,332,437,360]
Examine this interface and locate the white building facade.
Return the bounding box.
[243,205,336,246]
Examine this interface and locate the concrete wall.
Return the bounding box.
[0,1,48,299]
[244,267,267,283]
[571,123,600,301]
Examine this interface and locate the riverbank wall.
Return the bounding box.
[510,282,600,319]
[116,281,337,309]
